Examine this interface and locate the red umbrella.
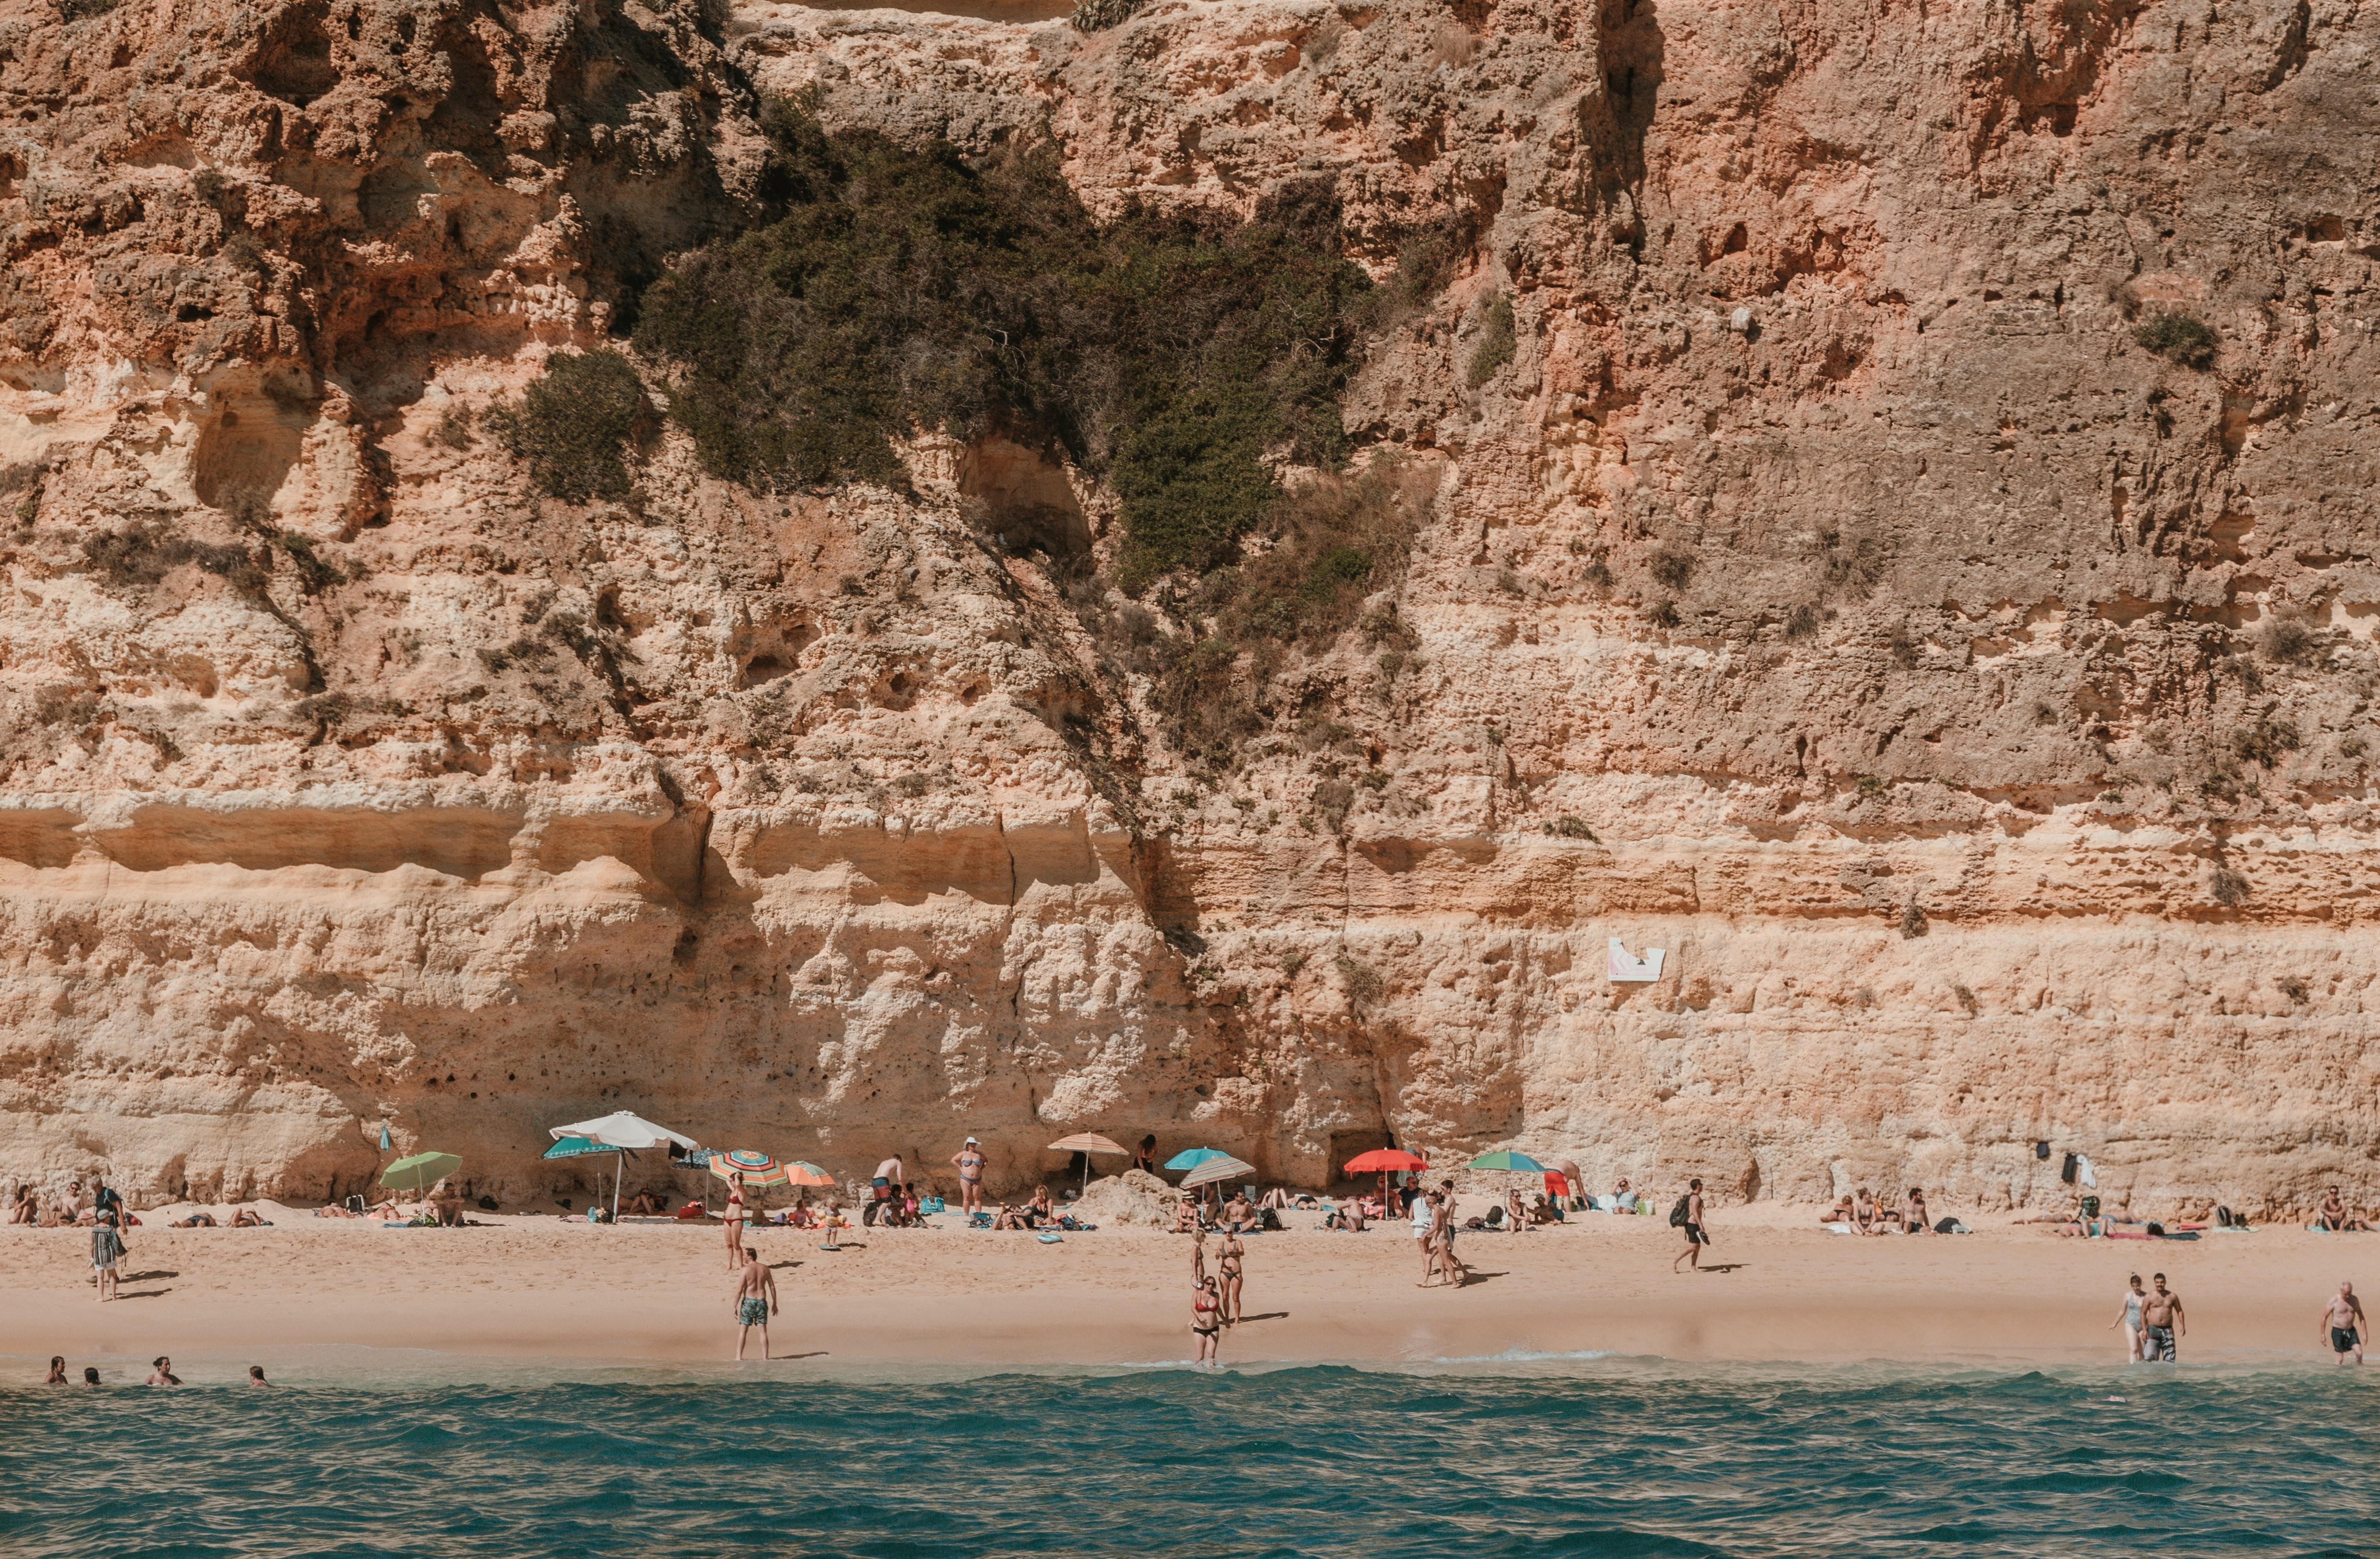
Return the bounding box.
[1344,1149,1428,1217]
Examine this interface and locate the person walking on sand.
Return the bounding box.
[91,1213,125,1302]
[1412,1190,1437,1285]
[723,1171,749,1272]
[1191,1275,1223,1367]
[731,1247,778,1360]
[2111,1273,2147,1361]
[952,1138,987,1215]
[1673,1178,1711,1273]
[1216,1227,1245,1324]
[2321,1281,2366,1365]
[2140,1273,2185,1361]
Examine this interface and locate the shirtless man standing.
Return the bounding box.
[730,1247,778,1360]
[2320,1281,2366,1365]
[1673,1178,1710,1273]
[2139,1273,2186,1361]
[951,1138,987,1215]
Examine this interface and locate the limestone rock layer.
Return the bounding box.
[0,0,2376,1212]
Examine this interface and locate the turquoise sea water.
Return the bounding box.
[5,1358,2376,1557]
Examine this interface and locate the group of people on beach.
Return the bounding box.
[1821,1186,1937,1235]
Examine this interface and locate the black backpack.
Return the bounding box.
[1669,1194,1692,1227]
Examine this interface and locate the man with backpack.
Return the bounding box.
[1672,1178,1710,1273]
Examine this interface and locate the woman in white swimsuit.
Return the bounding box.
[2110,1273,2146,1361]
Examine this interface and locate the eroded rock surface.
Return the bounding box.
[1,0,2376,1213]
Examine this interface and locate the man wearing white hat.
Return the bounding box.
[951,1138,986,1215]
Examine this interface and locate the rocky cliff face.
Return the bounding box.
[1,0,2375,1213]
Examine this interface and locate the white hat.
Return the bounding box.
[965,1136,979,1145]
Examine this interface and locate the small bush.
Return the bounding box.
[1899,901,1928,939]
[1952,983,1980,1015]
[2133,311,2218,370]
[490,349,651,502]
[2265,619,2319,665]
[1889,621,1919,667]
[1784,603,1819,639]
[2277,975,2310,1004]
[1856,774,1886,798]
[2209,866,2250,906]
[60,0,121,20]
[1466,292,1516,386]
[431,405,475,451]
[1069,0,1142,27]
[1545,815,1597,840]
[2231,717,2301,767]
[1648,598,1680,629]
[1650,547,1695,592]
[2343,736,2368,760]
[1280,949,1307,976]
[1334,953,1384,1005]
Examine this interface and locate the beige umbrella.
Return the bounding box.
[1178,1154,1256,1190]
[1048,1132,1129,1194]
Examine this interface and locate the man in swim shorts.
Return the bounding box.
[951,1137,986,1215]
[2139,1273,2185,1361]
[2320,1281,2365,1365]
[1673,1178,1710,1273]
[90,1212,125,1301]
[730,1247,778,1360]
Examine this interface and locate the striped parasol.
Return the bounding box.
[1177,1154,1256,1190]
[783,1161,836,1188]
[710,1150,791,1188]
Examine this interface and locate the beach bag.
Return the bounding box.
[2080,1196,2101,1219]
[2214,1204,2235,1227]
[1668,1195,1692,1227]
[1933,1217,1965,1234]
[1259,1208,1283,1230]
[2061,1152,2080,1185]
[921,1197,945,1215]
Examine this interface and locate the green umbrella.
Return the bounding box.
[1467,1151,1549,1173]
[382,1150,462,1202]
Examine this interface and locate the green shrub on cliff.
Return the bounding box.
[633,103,1375,586]
[489,349,653,502]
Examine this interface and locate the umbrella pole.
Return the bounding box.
[612,1150,623,1224]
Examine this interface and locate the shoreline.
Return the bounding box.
[7,1202,2373,1380]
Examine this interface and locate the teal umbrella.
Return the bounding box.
[1165,1147,1229,1171]
[1468,1151,1549,1173]
[543,1136,631,1220]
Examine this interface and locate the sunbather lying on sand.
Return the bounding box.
[312,1204,362,1219]
[228,1206,268,1227]
[170,1211,218,1228]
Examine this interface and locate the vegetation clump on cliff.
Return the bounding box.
[632,103,1374,591]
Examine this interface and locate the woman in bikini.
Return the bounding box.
[1191,1276,1223,1367]
[1216,1228,1245,1324]
[1028,1185,1055,1227]
[1190,1228,1208,1288]
[723,1172,748,1271]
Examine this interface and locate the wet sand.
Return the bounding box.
[7,1201,2371,1376]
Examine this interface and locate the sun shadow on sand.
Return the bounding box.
[1698,1263,1748,1273]
[1235,1312,1290,1324]
[121,1270,179,1282]
[109,1289,173,1300]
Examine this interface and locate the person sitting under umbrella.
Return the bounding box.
[1221,1190,1255,1232]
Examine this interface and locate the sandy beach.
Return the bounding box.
[7,1201,2372,1376]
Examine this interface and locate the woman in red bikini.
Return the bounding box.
[723,1172,748,1271]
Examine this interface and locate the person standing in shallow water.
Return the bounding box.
[2140,1273,2185,1361]
[2111,1273,2147,1362]
[1190,1276,1223,1367]
[2321,1282,2366,1365]
[1215,1226,1245,1324]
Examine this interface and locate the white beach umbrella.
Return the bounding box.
[549,1112,698,1152]
[548,1113,698,1221]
